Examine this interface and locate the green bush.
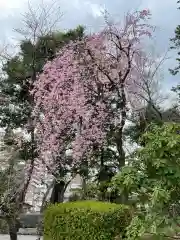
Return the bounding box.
[44,200,131,240]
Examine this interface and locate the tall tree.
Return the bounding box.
[32,10,154,186]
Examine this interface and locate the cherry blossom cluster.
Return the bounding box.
[32,10,153,171]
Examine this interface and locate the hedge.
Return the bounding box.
[44,200,132,240]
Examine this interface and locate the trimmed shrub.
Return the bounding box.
[44,200,132,240]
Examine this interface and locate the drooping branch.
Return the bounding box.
[32,9,153,173]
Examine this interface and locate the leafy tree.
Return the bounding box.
[111,123,180,239]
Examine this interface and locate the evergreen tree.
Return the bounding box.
[0,25,85,130]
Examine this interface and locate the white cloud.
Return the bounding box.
[0,0,26,11]
[84,1,105,17]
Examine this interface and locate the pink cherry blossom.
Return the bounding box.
[32,10,153,172]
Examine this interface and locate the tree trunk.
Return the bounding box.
[50,180,66,203]
[9,231,17,240]
[116,128,126,170]
[7,220,19,240]
[82,177,87,199]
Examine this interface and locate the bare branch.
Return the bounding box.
[14,0,63,43]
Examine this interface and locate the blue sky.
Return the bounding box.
[0,0,179,94]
